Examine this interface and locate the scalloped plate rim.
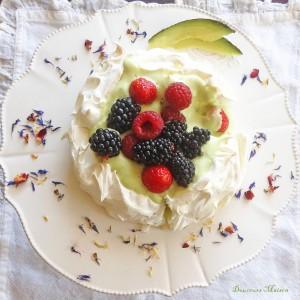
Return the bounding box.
[0,1,299,296]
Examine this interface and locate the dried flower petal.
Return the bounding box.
[237,234,244,243]
[220,231,228,237]
[36,128,47,144]
[11,119,21,134]
[218,222,222,231]
[77,274,91,282]
[249,182,255,190]
[78,224,86,234]
[147,266,153,277]
[241,75,247,85]
[31,154,39,160]
[191,245,201,253]
[9,173,29,187]
[199,227,203,237]
[224,226,234,234]
[93,241,108,249]
[244,190,255,200]
[51,181,65,186]
[92,252,101,265]
[71,246,81,256]
[250,68,259,78]
[234,189,242,199]
[93,41,106,54]
[231,222,238,231]
[182,242,189,248]
[84,39,93,50]
[291,171,295,180]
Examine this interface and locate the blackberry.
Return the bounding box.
[160,120,187,145]
[192,127,210,144]
[168,151,195,187]
[107,97,141,133]
[180,127,210,159]
[89,128,121,157]
[133,138,174,165]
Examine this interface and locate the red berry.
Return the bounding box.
[142,165,173,193]
[132,111,164,140]
[129,77,157,104]
[217,109,229,133]
[165,82,192,111]
[121,134,139,159]
[250,68,259,78]
[161,106,186,123]
[244,190,254,200]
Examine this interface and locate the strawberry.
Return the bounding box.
[142,165,173,193]
[165,82,192,111]
[129,77,157,104]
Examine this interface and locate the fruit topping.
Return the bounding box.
[160,120,187,145]
[168,151,195,187]
[121,134,139,160]
[133,138,174,166]
[107,97,141,133]
[142,165,173,193]
[161,106,186,123]
[129,77,157,104]
[180,127,210,159]
[89,128,121,157]
[165,82,192,111]
[132,111,164,140]
[217,109,229,133]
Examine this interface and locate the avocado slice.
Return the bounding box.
[173,37,242,56]
[149,18,235,49]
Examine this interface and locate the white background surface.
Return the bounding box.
[0,0,299,299]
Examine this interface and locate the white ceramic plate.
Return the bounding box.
[0,2,298,296]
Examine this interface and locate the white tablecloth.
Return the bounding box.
[0,0,299,299]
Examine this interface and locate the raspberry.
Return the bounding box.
[165,82,192,111]
[121,134,139,160]
[132,111,164,140]
[217,109,229,133]
[161,106,186,123]
[142,165,173,193]
[129,77,157,104]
